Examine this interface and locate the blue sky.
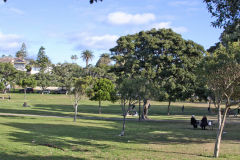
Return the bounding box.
[0,0,222,66]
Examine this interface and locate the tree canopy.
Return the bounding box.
[111,28,204,114]
[203,0,240,28]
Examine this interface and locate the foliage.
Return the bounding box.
[203,42,240,158]
[36,46,51,71]
[220,21,240,44]
[71,54,78,63]
[96,53,111,67]
[0,82,4,92]
[19,76,37,89]
[90,78,117,113]
[90,0,102,3]
[203,0,240,28]
[0,62,18,88]
[71,76,93,121]
[35,72,55,91]
[81,50,94,67]
[111,29,204,113]
[15,43,27,59]
[52,63,83,91]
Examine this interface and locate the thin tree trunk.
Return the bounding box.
[167,100,171,116]
[86,59,89,67]
[24,87,26,100]
[74,103,78,122]
[98,99,101,114]
[208,99,211,113]
[217,103,222,130]
[142,100,145,120]
[121,98,126,136]
[214,107,229,158]
[138,96,141,121]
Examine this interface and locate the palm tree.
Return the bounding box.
[96,53,111,67]
[71,54,78,63]
[81,50,94,67]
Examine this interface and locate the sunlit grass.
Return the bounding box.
[0,93,239,159]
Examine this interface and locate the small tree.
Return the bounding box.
[72,77,93,122]
[90,78,116,114]
[19,76,37,105]
[204,42,240,158]
[35,72,54,94]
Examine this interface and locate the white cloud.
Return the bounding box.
[152,22,171,29]
[0,32,22,52]
[68,32,119,50]
[108,12,155,25]
[9,7,25,15]
[151,22,188,33]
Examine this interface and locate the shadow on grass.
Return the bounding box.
[1,117,240,159]
[0,102,219,117]
[0,153,86,160]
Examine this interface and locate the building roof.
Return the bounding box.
[0,57,15,63]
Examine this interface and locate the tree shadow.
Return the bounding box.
[0,153,86,160]
[1,117,240,159]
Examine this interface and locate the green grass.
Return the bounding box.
[0,93,239,159]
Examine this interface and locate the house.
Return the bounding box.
[0,56,40,74]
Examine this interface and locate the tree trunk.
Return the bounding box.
[74,103,78,122]
[24,87,26,100]
[142,100,145,120]
[138,97,141,121]
[167,100,171,116]
[208,99,211,113]
[214,107,229,158]
[98,99,101,114]
[121,98,126,136]
[217,103,222,130]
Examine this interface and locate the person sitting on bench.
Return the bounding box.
[201,115,208,130]
[191,115,197,128]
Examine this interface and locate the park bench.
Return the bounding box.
[207,120,215,130]
[196,120,215,130]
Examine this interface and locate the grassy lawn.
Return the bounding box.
[0,93,232,120]
[0,93,239,159]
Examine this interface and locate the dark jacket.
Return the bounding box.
[191,117,197,125]
[201,117,208,127]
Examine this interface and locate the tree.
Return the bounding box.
[0,62,18,93]
[111,28,204,115]
[90,0,102,3]
[203,0,240,28]
[0,82,4,93]
[81,50,94,68]
[203,42,240,158]
[220,21,240,44]
[35,72,54,94]
[71,77,93,122]
[19,75,37,103]
[96,53,111,67]
[89,78,116,114]
[52,63,83,94]
[36,46,51,71]
[16,43,27,59]
[71,54,78,64]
